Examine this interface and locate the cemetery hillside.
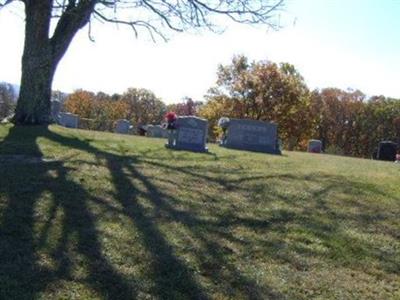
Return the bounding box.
[3,56,397,159]
[0,124,399,299]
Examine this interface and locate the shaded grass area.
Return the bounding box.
[0,124,399,299]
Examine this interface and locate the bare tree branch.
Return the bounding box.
[13,0,284,124]
[87,0,283,41]
[94,9,168,42]
[0,0,14,8]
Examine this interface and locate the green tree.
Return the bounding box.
[0,0,283,125]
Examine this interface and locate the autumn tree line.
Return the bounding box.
[63,53,400,159]
[63,88,203,132]
[2,55,399,158]
[199,56,400,158]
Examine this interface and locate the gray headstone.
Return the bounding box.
[308,139,322,153]
[146,125,155,136]
[50,100,61,123]
[377,141,397,161]
[147,125,168,138]
[221,118,280,154]
[166,116,208,152]
[59,112,79,128]
[115,119,131,134]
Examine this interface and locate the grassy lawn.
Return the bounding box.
[0,124,399,299]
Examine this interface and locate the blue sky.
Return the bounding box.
[0,0,399,103]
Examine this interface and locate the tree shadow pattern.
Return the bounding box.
[0,125,399,299]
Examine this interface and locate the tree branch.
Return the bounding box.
[50,0,97,62]
[0,0,14,8]
[94,9,168,42]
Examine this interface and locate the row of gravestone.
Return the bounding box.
[56,111,281,154]
[56,112,169,138]
[58,113,134,134]
[55,106,397,159]
[166,116,282,154]
[52,101,298,155]
[53,101,168,137]
[163,117,400,160]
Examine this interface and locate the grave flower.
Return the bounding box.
[165,111,177,130]
[165,111,178,148]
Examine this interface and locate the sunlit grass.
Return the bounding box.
[0,124,399,299]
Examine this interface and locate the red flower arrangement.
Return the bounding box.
[165,111,177,130]
[165,111,177,122]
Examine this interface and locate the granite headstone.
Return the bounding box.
[59,112,79,128]
[166,116,208,152]
[50,100,62,123]
[377,141,397,161]
[308,139,322,153]
[147,125,168,138]
[115,119,131,134]
[221,118,280,154]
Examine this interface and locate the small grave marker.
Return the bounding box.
[377,141,397,161]
[308,139,322,153]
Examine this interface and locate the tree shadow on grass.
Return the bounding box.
[45,128,281,299]
[129,156,400,278]
[38,127,285,298]
[0,126,217,299]
[1,125,397,299]
[69,130,399,293]
[0,126,136,299]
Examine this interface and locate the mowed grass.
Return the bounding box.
[0,124,399,299]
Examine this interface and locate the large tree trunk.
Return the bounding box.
[14,1,54,125]
[14,0,95,125]
[15,46,56,125]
